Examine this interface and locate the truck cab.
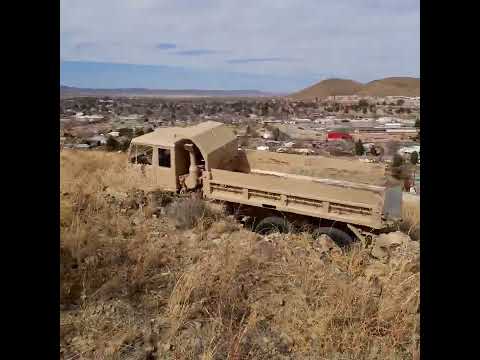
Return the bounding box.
[127,121,238,192]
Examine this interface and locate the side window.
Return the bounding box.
[130,145,153,165]
[158,148,171,168]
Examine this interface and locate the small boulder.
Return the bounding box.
[371,231,411,260]
[313,234,341,255]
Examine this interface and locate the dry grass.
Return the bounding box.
[60,149,419,360]
[401,195,420,241]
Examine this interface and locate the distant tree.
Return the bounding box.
[355,139,365,156]
[106,136,120,151]
[410,151,419,165]
[396,99,405,106]
[362,107,368,114]
[359,99,369,107]
[119,138,131,151]
[415,119,420,128]
[382,101,387,106]
[272,127,280,141]
[239,137,249,147]
[392,153,404,167]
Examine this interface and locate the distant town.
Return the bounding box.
[60,93,420,193]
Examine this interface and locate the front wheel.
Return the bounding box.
[254,216,291,235]
[313,227,353,247]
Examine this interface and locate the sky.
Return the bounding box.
[60,0,419,92]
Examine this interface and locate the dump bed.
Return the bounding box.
[203,150,402,230]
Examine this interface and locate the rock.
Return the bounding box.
[377,231,410,248]
[371,231,411,260]
[313,234,341,255]
[371,246,388,261]
[132,216,144,226]
[278,332,294,353]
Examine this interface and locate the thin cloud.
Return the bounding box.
[227,57,297,64]
[75,42,97,49]
[61,0,419,85]
[156,43,177,50]
[175,49,221,56]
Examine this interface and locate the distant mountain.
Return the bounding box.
[60,85,280,98]
[357,77,420,97]
[290,77,420,99]
[289,79,363,99]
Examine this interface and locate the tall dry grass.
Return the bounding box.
[401,195,420,240]
[60,150,419,360]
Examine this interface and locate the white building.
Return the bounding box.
[385,123,402,129]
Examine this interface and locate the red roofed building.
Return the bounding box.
[326,131,354,142]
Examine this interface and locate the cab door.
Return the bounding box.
[153,146,177,191]
[128,144,176,192]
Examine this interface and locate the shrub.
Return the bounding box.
[410,151,419,165]
[119,138,131,152]
[106,136,120,151]
[393,153,404,167]
[358,99,369,107]
[355,139,365,156]
[166,197,219,230]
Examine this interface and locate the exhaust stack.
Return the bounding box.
[184,143,200,189]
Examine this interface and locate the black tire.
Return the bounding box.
[254,216,291,235]
[313,227,353,247]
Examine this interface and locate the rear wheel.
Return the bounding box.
[313,227,353,247]
[254,216,291,235]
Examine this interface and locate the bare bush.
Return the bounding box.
[166,196,220,230]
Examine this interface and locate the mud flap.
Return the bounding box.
[347,224,367,248]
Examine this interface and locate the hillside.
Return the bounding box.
[60,150,420,359]
[357,77,420,97]
[290,77,420,99]
[290,79,364,100]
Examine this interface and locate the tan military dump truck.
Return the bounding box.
[128,121,402,245]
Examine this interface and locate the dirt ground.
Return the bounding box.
[60,150,419,360]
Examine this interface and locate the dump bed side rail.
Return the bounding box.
[203,169,387,229]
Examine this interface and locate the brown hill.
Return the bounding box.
[290,76,420,99]
[357,77,420,97]
[290,79,364,100]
